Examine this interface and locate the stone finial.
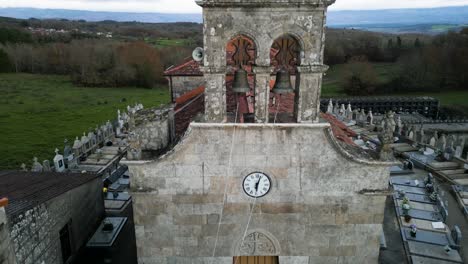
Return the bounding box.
[333,102,339,115]
[326,99,333,113]
[352,109,358,120]
[396,116,402,134]
[346,103,353,120]
[437,134,447,151]
[419,126,425,144]
[31,157,43,172]
[367,109,374,125]
[339,104,346,117]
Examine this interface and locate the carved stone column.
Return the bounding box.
[294,64,328,123]
[201,66,227,123]
[253,66,273,123]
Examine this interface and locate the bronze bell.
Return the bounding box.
[232,68,250,94]
[272,68,294,94]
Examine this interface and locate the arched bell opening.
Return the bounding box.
[226,34,257,123]
[269,34,301,123]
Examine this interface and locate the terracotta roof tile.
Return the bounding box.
[164,58,203,76]
[321,113,357,146]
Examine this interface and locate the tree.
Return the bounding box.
[0,48,12,72]
[414,38,422,48]
[341,57,379,95]
[397,36,402,48]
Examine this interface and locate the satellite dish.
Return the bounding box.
[192,47,204,62]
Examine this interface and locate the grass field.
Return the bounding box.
[322,62,399,97]
[322,63,468,108]
[0,73,170,170]
[146,38,195,48]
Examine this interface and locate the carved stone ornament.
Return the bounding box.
[238,231,278,255]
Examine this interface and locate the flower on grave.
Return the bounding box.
[410,224,418,237]
[402,197,410,205]
[444,245,452,254]
[430,190,439,202]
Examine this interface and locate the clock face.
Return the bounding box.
[243,172,271,198]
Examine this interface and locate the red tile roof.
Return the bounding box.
[321,113,357,145]
[164,57,203,76]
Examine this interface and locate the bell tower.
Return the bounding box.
[196,0,336,123]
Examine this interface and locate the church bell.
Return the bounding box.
[272,69,294,94]
[232,68,250,94]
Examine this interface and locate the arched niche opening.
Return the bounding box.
[269,34,301,123]
[226,34,257,123]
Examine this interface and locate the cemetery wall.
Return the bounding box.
[0,205,16,264]
[127,123,393,264]
[6,178,104,264]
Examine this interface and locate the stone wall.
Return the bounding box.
[128,123,392,264]
[128,106,174,160]
[6,178,104,264]
[0,206,16,264]
[168,76,205,100]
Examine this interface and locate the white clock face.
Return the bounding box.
[243,172,271,198]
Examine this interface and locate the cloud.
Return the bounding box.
[330,0,468,10]
[0,0,202,13]
[1,0,468,13]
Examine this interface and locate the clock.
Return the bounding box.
[243,172,271,198]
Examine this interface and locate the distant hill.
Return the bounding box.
[0,8,202,23]
[0,6,467,33]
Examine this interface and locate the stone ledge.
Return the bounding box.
[193,122,331,129]
[196,0,336,8]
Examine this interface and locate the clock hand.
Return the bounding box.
[255,176,262,192]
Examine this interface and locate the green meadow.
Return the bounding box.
[0,73,170,170]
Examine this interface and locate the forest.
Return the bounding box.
[0,16,467,94]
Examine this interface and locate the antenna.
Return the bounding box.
[192,47,204,62]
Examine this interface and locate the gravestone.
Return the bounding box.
[42,160,51,172]
[31,157,43,172]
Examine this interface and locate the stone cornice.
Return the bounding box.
[199,66,228,74]
[297,64,329,73]
[196,0,336,8]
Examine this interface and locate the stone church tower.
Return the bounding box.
[200,0,332,123]
[127,1,394,263]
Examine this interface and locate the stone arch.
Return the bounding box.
[225,34,258,120]
[233,229,281,256]
[268,30,306,65]
[270,33,303,70]
[226,33,258,71]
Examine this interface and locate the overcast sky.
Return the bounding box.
[1,0,468,13]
